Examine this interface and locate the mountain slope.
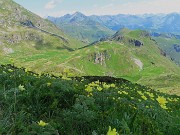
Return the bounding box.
[0,0,84,51]
[64,29,180,94]
[152,33,180,65]
[1,15,180,95]
[47,12,115,43]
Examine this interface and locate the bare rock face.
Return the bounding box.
[128,39,143,47]
[3,32,42,44]
[112,35,143,47]
[89,50,110,65]
[3,47,14,54]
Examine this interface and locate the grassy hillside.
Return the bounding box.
[152,35,180,65]
[0,64,179,134]
[0,0,85,51]
[1,29,180,95]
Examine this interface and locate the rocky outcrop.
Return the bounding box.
[20,20,35,28]
[112,35,143,47]
[160,49,166,57]
[2,32,42,44]
[89,50,110,65]
[129,39,143,47]
[3,47,14,54]
[173,44,180,52]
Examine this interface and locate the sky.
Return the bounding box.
[13,0,180,17]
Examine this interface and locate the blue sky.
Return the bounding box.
[14,0,180,17]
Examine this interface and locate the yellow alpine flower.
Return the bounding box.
[85,86,93,92]
[156,96,168,109]
[141,95,147,100]
[137,91,143,95]
[110,83,116,88]
[156,96,168,105]
[146,92,154,98]
[47,82,51,87]
[122,91,128,95]
[8,69,13,72]
[38,120,48,127]
[107,126,119,135]
[103,83,110,89]
[161,105,168,110]
[97,86,103,91]
[18,84,25,91]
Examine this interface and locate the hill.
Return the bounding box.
[151,32,180,65]
[47,12,115,43]
[0,64,179,134]
[67,29,180,94]
[0,0,85,54]
[1,27,180,94]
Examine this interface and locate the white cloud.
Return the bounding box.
[83,0,180,15]
[41,0,180,17]
[45,0,63,10]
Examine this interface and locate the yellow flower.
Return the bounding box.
[107,126,119,135]
[103,83,110,89]
[156,96,168,105]
[118,91,122,94]
[38,120,48,127]
[146,92,154,98]
[89,82,99,87]
[47,82,51,87]
[97,86,103,91]
[110,83,116,88]
[156,96,168,109]
[137,91,143,95]
[141,95,147,100]
[85,86,93,92]
[122,91,128,95]
[161,105,168,110]
[95,80,100,84]
[87,92,93,97]
[8,69,13,72]
[18,84,25,91]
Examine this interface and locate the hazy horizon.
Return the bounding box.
[13,0,180,17]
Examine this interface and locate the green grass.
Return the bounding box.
[0,64,179,134]
[1,28,180,95]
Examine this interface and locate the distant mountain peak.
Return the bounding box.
[71,11,87,19]
[73,11,85,16]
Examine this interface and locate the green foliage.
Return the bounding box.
[0,64,179,134]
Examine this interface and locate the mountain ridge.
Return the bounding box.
[51,12,180,34]
[47,12,115,43]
